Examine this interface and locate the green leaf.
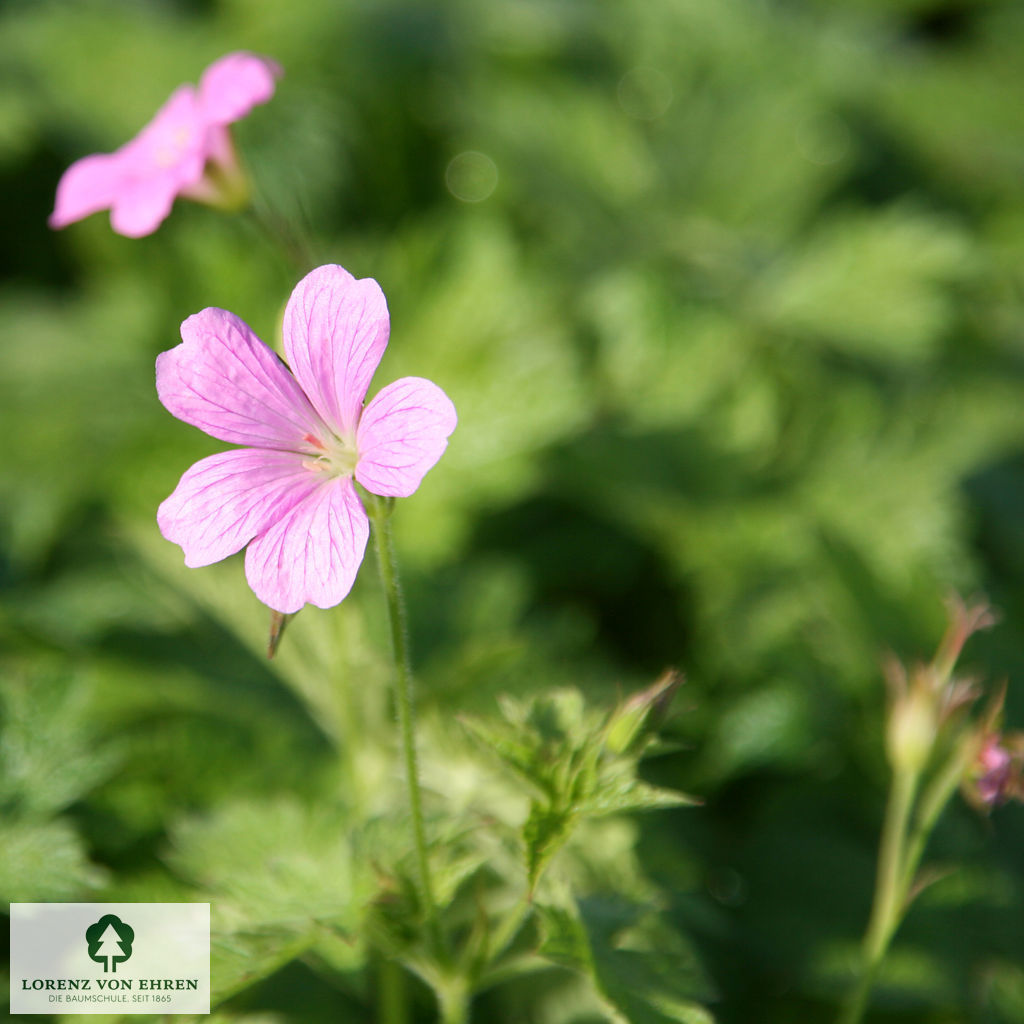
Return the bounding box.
[583,768,700,818]
[755,206,972,364]
[460,712,555,801]
[539,896,714,1024]
[0,672,120,817]
[523,804,578,894]
[168,797,373,1004]
[210,928,316,1006]
[464,688,695,890]
[169,798,370,934]
[0,819,106,902]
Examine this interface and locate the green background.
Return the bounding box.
[2,0,1024,1021]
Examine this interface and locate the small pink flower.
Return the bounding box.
[50,52,281,238]
[976,735,1014,806]
[156,264,457,613]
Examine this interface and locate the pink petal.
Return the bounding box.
[158,449,319,567]
[129,85,203,160]
[109,173,181,237]
[52,85,208,238]
[355,376,457,497]
[157,307,329,449]
[49,152,127,229]
[199,52,282,126]
[203,123,236,171]
[282,265,390,439]
[244,474,369,613]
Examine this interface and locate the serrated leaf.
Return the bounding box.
[537,901,593,974]
[465,688,695,891]
[756,206,972,363]
[459,713,554,800]
[523,804,578,894]
[0,673,120,817]
[0,819,106,902]
[169,798,370,935]
[539,897,714,1024]
[584,773,700,818]
[211,928,316,1006]
[167,795,376,1003]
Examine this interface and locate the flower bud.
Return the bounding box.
[605,669,682,755]
[886,681,937,774]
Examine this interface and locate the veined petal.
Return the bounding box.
[244,474,369,613]
[158,449,319,567]
[282,264,390,438]
[157,307,329,449]
[198,52,282,125]
[355,376,457,497]
[49,152,127,229]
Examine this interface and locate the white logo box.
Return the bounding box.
[10,903,210,1015]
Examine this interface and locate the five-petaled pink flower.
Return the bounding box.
[156,264,457,613]
[50,52,281,238]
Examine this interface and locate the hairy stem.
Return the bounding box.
[368,494,443,955]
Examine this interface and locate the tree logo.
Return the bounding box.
[85,914,134,973]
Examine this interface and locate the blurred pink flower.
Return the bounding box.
[50,52,280,238]
[976,735,1014,806]
[157,265,457,614]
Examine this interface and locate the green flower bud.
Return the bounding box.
[886,681,937,774]
[605,669,682,756]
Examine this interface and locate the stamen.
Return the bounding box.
[303,433,327,451]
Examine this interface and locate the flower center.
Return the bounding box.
[301,432,358,478]
[155,126,195,169]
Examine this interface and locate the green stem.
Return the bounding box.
[839,767,918,1024]
[437,976,471,1024]
[378,956,408,1024]
[368,494,444,955]
[901,736,975,897]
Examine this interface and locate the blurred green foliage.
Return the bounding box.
[3,0,1024,1021]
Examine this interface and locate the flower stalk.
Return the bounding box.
[838,766,918,1024]
[367,492,444,957]
[437,977,470,1024]
[839,596,998,1024]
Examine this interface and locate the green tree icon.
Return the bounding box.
[85,915,134,973]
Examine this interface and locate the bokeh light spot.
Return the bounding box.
[445,151,498,203]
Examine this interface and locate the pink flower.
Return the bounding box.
[50,52,281,238]
[156,264,457,613]
[976,735,1014,807]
